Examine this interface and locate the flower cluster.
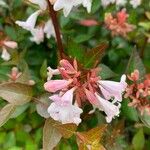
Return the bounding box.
[104,9,135,37]
[15,0,93,44]
[101,0,142,8]
[0,39,18,61]
[16,0,55,44]
[44,59,127,125]
[125,70,150,115]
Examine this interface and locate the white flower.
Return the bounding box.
[47,67,60,81]
[95,93,120,123]
[15,10,41,31]
[48,102,82,125]
[116,0,127,6]
[1,47,11,61]
[53,0,82,17]
[82,0,92,13]
[101,0,115,8]
[44,20,56,39]
[30,26,44,44]
[130,0,142,8]
[48,88,82,125]
[97,75,127,102]
[29,0,47,10]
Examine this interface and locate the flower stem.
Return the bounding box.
[46,0,64,59]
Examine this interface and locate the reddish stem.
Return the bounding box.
[46,0,64,59]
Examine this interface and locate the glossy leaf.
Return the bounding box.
[0,104,16,127]
[43,119,62,150]
[0,82,33,105]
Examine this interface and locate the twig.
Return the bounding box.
[46,0,64,59]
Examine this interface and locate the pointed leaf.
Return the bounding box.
[36,93,51,118]
[126,48,146,81]
[0,104,16,127]
[0,82,33,105]
[132,129,145,150]
[43,119,62,150]
[55,123,77,138]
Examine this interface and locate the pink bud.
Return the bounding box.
[3,41,18,49]
[44,79,72,93]
[79,19,99,27]
[60,59,76,73]
[85,89,99,105]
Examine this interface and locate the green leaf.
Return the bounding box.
[121,99,139,122]
[139,111,150,128]
[67,40,85,63]
[126,48,146,81]
[74,34,94,43]
[40,60,47,79]
[99,64,116,79]
[139,22,150,30]
[43,119,62,150]
[132,129,145,150]
[10,103,29,118]
[0,83,33,105]
[0,104,16,127]
[84,43,108,68]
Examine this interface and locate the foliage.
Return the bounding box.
[0,0,150,149]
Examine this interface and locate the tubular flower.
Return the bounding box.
[30,26,44,44]
[15,1,55,44]
[1,47,10,61]
[15,10,42,31]
[101,0,141,8]
[44,59,127,124]
[53,0,92,17]
[125,70,150,115]
[104,9,135,37]
[0,39,18,61]
[29,0,47,10]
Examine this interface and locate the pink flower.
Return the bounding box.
[44,79,73,93]
[98,75,127,102]
[95,93,120,123]
[104,9,135,37]
[47,102,83,125]
[49,87,76,105]
[84,88,99,105]
[48,87,82,125]
[79,19,99,27]
[7,67,22,81]
[3,41,18,49]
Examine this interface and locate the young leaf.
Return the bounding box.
[77,124,107,149]
[55,123,77,138]
[99,64,116,79]
[132,129,145,150]
[0,83,33,105]
[43,119,62,150]
[84,43,108,68]
[0,104,16,127]
[126,48,146,81]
